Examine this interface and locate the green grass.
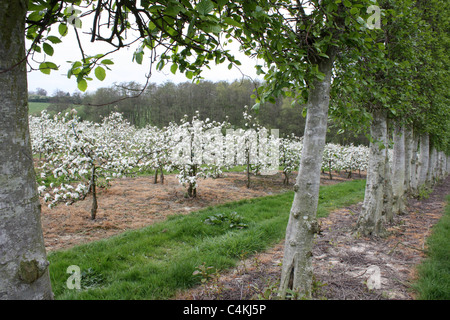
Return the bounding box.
[47,179,366,300]
[412,194,450,300]
[28,102,50,115]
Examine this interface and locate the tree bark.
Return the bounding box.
[383,146,394,224]
[428,147,437,184]
[279,51,335,299]
[404,126,413,194]
[0,0,53,299]
[418,133,430,188]
[392,125,406,215]
[356,110,388,236]
[409,130,420,195]
[90,166,98,220]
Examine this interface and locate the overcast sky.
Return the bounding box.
[27,22,262,95]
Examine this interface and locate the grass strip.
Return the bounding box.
[48,179,366,299]
[412,194,450,300]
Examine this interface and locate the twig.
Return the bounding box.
[388,241,428,255]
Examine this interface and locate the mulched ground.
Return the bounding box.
[176,175,449,300]
[40,170,351,252]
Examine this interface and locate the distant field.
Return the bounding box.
[28,102,50,115]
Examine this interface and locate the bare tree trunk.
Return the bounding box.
[428,147,437,185]
[0,0,53,299]
[392,125,406,215]
[404,126,413,194]
[383,147,394,224]
[90,166,98,220]
[410,130,420,195]
[418,133,430,188]
[279,51,335,299]
[356,110,388,236]
[154,167,159,184]
[160,166,164,184]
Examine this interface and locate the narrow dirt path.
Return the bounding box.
[177,175,449,300]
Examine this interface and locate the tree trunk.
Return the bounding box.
[392,125,406,215]
[418,133,430,188]
[90,166,98,220]
[160,166,164,184]
[356,110,388,236]
[154,167,159,184]
[279,51,335,299]
[383,146,394,224]
[428,147,437,184]
[0,0,53,299]
[410,130,420,195]
[404,126,413,194]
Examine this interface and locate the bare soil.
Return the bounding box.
[41,171,350,252]
[40,171,449,300]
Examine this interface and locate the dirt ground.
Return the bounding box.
[40,171,449,300]
[41,171,351,252]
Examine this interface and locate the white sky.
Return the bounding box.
[27,20,262,95]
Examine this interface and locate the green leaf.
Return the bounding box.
[94,66,106,81]
[343,0,352,8]
[186,70,194,79]
[58,23,68,37]
[39,62,51,75]
[170,63,178,74]
[350,7,359,15]
[77,79,88,92]
[196,0,214,15]
[46,36,62,44]
[252,102,261,111]
[46,62,58,70]
[302,107,307,118]
[39,62,57,75]
[223,17,242,28]
[134,51,143,65]
[43,43,54,56]
[101,59,114,65]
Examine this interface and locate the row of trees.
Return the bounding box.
[1,0,448,299]
[30,110,372,218]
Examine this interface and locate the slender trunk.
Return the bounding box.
[410,130,420,195]
[428,148,437,185]
[90,166,98,220]
[246,146,251,188]
[356,110,388,236]
[404,126,413,194]
[160,166,164,184]
[383,144,394,223]
[0,0,53,299]
[328,160,333,180]
[154,167,158,184]
[392,125,406,215]
[279,51,335,299]
[187,165,197,198]
[418,133,430,188]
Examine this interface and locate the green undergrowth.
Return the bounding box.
[48,179,366,300]
[412,194,450,300]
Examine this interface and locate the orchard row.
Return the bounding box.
[29,110,370,218]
